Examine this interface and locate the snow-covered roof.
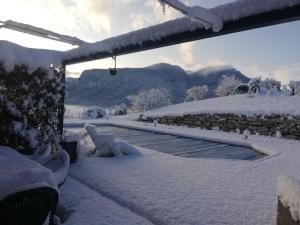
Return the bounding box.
[1,0,300,70]
[64,0,300,63]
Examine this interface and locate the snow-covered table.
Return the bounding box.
[0,146,57,201]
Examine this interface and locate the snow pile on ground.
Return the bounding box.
[84,124,140,157]
[43,150,70,186]
[277,176,300,222]
[62,119,300,225]
[0,41,63,72]
[143,95,300,117]
[59,178,154,225]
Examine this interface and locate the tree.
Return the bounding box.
[288,80,300,95]
[186,85,208,101]
[127,88,171,112]
[215,75,241,97]
[113,103,128,116]
[260,78,281,91]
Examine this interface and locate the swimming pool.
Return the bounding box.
[92,125,266,160]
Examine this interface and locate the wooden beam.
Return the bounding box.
[64,3,300,65]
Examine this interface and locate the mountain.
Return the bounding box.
[65,63,250,106]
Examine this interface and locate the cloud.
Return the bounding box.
[179,42,195,66]
[237,64,300,84]
[0,0,113,42]
[130,0,181,30]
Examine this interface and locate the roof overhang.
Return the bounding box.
[63,2,300,65]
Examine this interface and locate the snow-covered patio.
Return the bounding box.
[61,119,300,225]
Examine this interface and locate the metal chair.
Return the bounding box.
[0,186,58,225]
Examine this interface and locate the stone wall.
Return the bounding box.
[139,114,300,140]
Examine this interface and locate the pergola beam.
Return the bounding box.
[63,3,300,65]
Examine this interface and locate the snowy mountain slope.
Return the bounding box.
[65,63,249,106]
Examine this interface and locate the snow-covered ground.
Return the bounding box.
[142,95,300,117]
[62,118,300,225]
[65,105,90,118]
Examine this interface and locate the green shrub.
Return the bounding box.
[0,63,64,154]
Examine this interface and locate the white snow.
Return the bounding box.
[277,176,300,222]
[1,20,88,46]
[59,177,154,225]
[64,0,300,60]
[142,95,300,117]
[29,144,52,165]
[62,118,300,225]
[63,130,81,142]
[0,146,57,201]
[159,0,223,32]
[84,123,140,157]
[43,150,70,186]
[0,41,63,72]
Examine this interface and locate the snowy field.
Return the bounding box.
[62,118,300,225]
[64,105,90,118]
[143,95,300,117]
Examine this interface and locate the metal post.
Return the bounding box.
[58,63,66,135]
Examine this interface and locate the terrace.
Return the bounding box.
[1,1,300,225]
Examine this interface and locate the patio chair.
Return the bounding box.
[0,186,58,225]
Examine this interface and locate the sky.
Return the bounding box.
[0,0,300,84]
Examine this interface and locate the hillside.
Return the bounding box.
[65,63,249,106]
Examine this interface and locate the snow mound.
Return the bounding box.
[144,95,300,117]
[277,176,300,222]
[84,124,140,157]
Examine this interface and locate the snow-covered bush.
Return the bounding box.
[248,77,261,94]
[113,103,128,116]
[186,85,208,101]
[260,78,281,91]
[215,75,241,97]
[0,63,64,154]
[233,84,250,95]
[289,80,300,96]
[82,107,106,119]
[127,88,171,112]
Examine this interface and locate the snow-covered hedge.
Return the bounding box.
[82,107,106,119]
[0,62,64,154]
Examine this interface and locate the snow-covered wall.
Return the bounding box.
[140,113,300,140]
